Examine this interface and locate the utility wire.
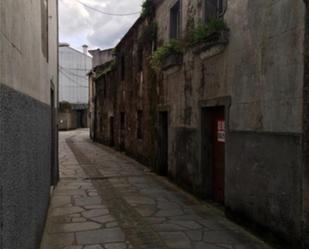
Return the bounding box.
[59,68,88,88]
[71,0,141,16]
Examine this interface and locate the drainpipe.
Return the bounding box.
[303,1,309,248]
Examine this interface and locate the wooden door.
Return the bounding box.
[158,112,168,176]
[212,108,225,203]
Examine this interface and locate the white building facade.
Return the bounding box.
[59,44,92,104]
[58,44,92,130]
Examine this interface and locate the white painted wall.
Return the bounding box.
[59,46,92,104]
[0,0,58,105]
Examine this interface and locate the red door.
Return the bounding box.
[212,109,225,203]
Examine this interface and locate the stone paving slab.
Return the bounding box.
[41,130,279,249]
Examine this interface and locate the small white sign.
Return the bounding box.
[217,120,225,143]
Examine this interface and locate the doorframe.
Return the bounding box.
[157,105,170,176]
[199,96,231,200]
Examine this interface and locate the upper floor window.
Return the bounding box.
[170,0,181,40]
[120,54,125,80]
[41,0,49,61]
[204,0,224,23]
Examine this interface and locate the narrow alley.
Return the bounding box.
[41,130,274,249]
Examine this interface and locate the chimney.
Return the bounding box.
[82,44,88,55]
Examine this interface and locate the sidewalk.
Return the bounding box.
[40,129,276,249]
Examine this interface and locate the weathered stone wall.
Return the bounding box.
[91,0,306,245]
[93,18,157,166]
[155,0,305,245]
[303,2,309,247]
[58,112,77,130]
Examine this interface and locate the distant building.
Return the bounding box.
[88,48,115,140]
[0,0,58,248]
[58,43,92,130]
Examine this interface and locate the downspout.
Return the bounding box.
[56,0,60,185]
[303,1,309,248]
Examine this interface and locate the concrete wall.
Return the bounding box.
[58,110,88,130]
[90,18,157,166]
[0,0,58,248]
[89,48,114,68]
[58,112,78,130]
[154,0,305,245]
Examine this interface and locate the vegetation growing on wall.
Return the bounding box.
[151,40,183,72]
[59,101,72,112]
[95,60,116,80]
[141,0,155,18]
[139,22,157,45]
[186,19,228,47]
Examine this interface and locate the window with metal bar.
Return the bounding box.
[204,0,224,23]
[170,0,181,40]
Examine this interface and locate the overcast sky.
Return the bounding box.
[59,0,144,51]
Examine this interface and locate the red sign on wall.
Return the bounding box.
[217,120,225,143]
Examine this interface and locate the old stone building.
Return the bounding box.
[89,0,309,247]
[0,0,59,248]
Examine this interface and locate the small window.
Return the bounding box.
[204,0,223,23]
[137,110,143,140]
[120,55,125,80]
[41,0,49,61]
[170,0,181,40]
[120,112,125,130]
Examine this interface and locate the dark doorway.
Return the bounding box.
[158,111,168,176]
[201,106,225,203]
[110,116,114,146]
[50,87,58,186]
[120,112,126,150]
[76,110,85,128]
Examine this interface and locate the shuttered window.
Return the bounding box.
[205,0,224,23]
[41,0,49,61]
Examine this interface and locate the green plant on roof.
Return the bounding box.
[150,39,183,72]
[187,19,228,47]
[139,22,157,45]
[141,0,155,18]
[95,60,116,80]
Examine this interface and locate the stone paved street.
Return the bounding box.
[40,129,276,249]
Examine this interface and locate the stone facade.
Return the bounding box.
[89,0,308,247]
[0,0,59,248]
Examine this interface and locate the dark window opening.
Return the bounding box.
[103,81,107,98]
[170,0,181,40]
[137,110,143,140]
[204,0,224,23]
[138,48,143,71]
[121,55,125,81]
[41,0,49,61]
[120,112,126,130]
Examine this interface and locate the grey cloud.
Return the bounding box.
[59,0,144,50]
